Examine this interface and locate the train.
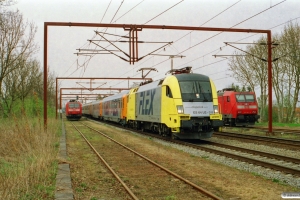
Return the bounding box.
[65,100,82,120]
[82,66,223,139]
[217,88,260,126]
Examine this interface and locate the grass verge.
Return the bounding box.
[0,116,61,199]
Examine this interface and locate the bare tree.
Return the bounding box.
[47,67,57,108]
[280,22,300,122]
[228,37,269,121]
[17,59,41,104]
[1,64,19,117]
[0,10,39,98]
[0,0,14,7]
[228,23,300,123]
[0,10,39,115]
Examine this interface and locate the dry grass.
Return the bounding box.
[0,116,60,199]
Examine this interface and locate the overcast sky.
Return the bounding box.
[7,0,300,100]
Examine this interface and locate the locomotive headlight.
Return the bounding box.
[177,105,184,114]
[237,105,245,109]
[249,105,257,109]
[213,105,219,114]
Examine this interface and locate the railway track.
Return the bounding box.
[196,140,300,177]
[153,134,300,177]
[252,127,300,134]
[201,140,300,165]
[70,121,222,200]
[88,119,300,178]
[222,126,300,135]
[214,132,300,148]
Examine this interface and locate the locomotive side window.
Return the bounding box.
[166,86,173,98]
[227,96,230,102]
[179,81,212,102]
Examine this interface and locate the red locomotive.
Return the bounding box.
[217,88,260,126]
[65,100,82,120]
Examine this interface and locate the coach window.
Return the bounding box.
[166,86,173,98]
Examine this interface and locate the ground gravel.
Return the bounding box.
[148,136,300,188]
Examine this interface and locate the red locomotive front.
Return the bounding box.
[65,100,82,120]
[217,88,260,126]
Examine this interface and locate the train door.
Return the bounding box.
[122,94,127,120]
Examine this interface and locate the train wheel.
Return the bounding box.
[141,124,145,132]
[158,129,162,135]
[171,133,177,140]
[158,124,163,135]
[230,119,236,127]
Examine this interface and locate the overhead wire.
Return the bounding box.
[77,0,125,81]
[66,0,146,90]
[212,17,300,82]
[109,0,242,87]
[111,0,243,84]
[174,0,242,43]
[146,0,287,81]
[105,0,184,76]
[143,0,184,24]
[65,0,289,91]
[63,0,114,80]
[67,0,146,82]
[110,0,124,23]
[174,0,288,62]
[108,0,288,89]
[101,0,188,87]
[112,0,146,23]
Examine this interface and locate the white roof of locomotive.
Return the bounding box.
[102,90,129,102]
[136,79,163,93]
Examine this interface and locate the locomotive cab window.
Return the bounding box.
[236,94,255,102]
[245,94,255,102]
[179,81,212,102]
[69,103,79,108]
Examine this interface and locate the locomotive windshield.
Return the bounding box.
[179,81,212,102]
[235,94,255,102]
[69,103,80,108]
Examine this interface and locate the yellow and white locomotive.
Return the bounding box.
[83,67,223,139]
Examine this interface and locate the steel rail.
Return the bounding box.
[149,133,300,177]
[214,132,300,147]
[80,121,223,200]
[187,142,300,176]
[202,140,300,165]
[70,122,139,200]
[87,119,300,177]
[225,126,300,135]
[252,127,300,134]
